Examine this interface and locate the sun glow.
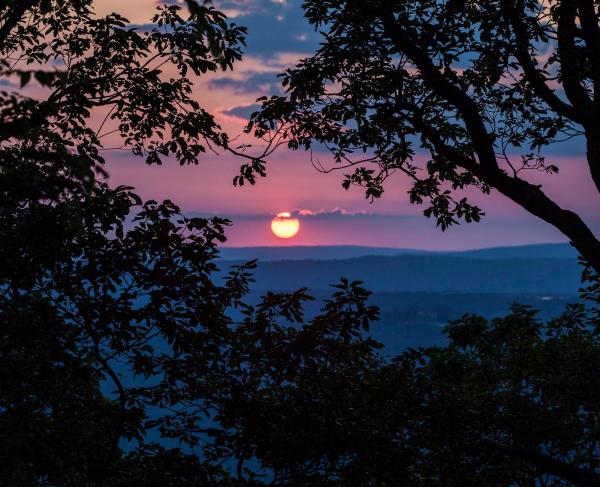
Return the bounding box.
[271,212,300,239]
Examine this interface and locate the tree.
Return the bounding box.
[0,0,246,285]
[246,0,600,272]
[212,270,600,486]
[3,2,600,486]
[0,2,381,485]
[0,0,248,484]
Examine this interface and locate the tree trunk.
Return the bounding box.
[586,129,600,196]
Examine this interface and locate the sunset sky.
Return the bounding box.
[95,0,600,249]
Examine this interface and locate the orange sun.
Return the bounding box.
[271,212,300,239]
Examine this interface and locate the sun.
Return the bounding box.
[271,212,300,239]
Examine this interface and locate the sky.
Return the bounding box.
[94,0,600,249]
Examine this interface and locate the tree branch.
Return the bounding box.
[481,439,600,487]
[375,0,499,174]
[556,2,594,116]
[366,0,600,272]
[408,108,600,273]
[556,0,600,194]
[576,0,600,105]
[0,1,39,50]
[584,130,600,195]
[86,324,127,487]
[500,0,584,124]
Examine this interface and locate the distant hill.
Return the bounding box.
[451,243,578,260]
[219,243,577,262]
[219,254,581,294]
[218,245,427,261]
[217,244,583,351]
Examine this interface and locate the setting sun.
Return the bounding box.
[271,212,300,239]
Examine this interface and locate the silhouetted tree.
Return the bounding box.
[211,269,600,486]
[0,0,248,484]
[0,0,245,286]
[247,0,600,272]
[3,2,600,486]
[0,2,381,485]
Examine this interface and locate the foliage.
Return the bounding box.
[0,3,383,485]
[203,273,600,486]
[245,0,600,272]
[2,2,600,486]
[0,0,250,484]
[0,194,383,485]
[0,0,247,286]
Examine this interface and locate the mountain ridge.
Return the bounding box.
[218,243,577,262]
[216,253,581,294]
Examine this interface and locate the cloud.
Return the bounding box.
[221,0,319,58]
[212,0,266,17]
[294,208,371,217]
[186,209,417,221]
[208,72,283,95]
[290,208,416,220]
[222,103,262,120]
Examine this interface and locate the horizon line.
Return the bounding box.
[219,242,572,252]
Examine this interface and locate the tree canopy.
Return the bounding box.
[202,278,600,486]
[247,0,600,272]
